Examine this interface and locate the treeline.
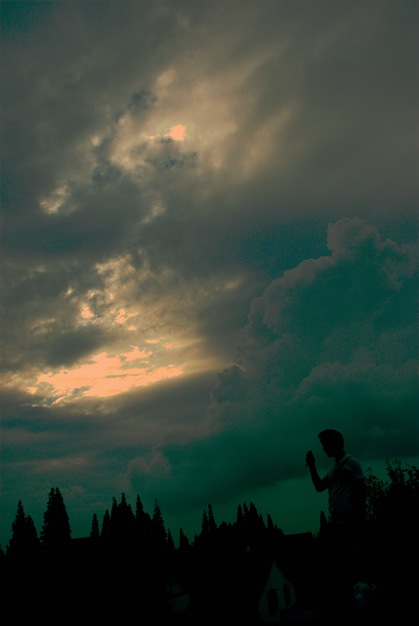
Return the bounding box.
[2,487,284,561]
[3,459,418,562]
[1,492,292,624]
[1,460,418,624]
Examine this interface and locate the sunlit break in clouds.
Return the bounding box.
[166,124,187,141]
[147,124,187,142]
[28,346,184,402]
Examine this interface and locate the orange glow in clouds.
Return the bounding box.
[148,125,187,141]
[29,346,184,401]
[166,124,187,141]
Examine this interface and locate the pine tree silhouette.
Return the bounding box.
[167,529,175,552]
[237,504,244,527]
[135,494,145,523]
[101,509,111,541]
[90,513,100,540]
[151,498,167,551]
[7,500,39,559]
[134,494,152,551]
[207,503,217,533]
[179,528,190,551]
[110,495,118,542]
[40,487,71,553]
[200,509,209,536]
[118,492,136,542]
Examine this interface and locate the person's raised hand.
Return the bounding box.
[305,450,315,468]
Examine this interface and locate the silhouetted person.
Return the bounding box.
[306,429,366,625]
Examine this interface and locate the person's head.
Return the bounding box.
[318,429,345,457]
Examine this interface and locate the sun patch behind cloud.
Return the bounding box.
[166,124,187,141]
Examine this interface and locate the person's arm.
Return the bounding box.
[305,451,328,492]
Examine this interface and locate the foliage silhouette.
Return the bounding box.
[6,500,39,559]
[1,459,417,624]
[90,512,99,539]
[40,487,71,553]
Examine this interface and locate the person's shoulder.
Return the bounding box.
[345,455,364,476]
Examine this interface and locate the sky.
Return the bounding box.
[0,0,418,549]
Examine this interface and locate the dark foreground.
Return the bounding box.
[1,537,414,626]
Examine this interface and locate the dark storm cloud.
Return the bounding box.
[0,254,114,371]
[1,370,213,453]
[1,2,173,223]
[18,179,148,258]
[41,327,109,368]
[128,218,418,512]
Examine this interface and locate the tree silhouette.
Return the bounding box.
[135,494,145,524]
[200,509,209,537]
[110,496,119,542]
[134,494,152,550]
[237,504,244,527]
[167,529,175,552]
[7,500,39,559]
[207,503,217,533]
[365,468,388,523]
[101,509,111,541]
[243,502,249,523]
[90,513,100,540]
[117,492,136,540]
[40,487,71,553]
[365,459,419,531]
[150,498,167,551]
[105,493,137,551]
[179,528,190,551]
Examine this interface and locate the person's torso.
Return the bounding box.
[327,454,362,525]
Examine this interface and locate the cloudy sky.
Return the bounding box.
[1,0,417,548]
